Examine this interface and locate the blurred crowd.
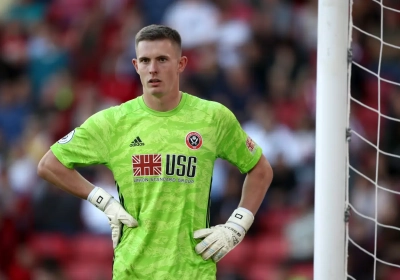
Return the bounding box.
[1,0,400,279]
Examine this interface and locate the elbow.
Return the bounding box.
[265,161,273,183]
[37,156,47,179]
[262,159,273,187]
[250,155,273,186]
[37,151,53,179]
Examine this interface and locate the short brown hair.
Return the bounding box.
[135,24,182,52]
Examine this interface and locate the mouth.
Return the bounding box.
[148,79,161,86]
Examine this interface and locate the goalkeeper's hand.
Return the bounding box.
[88,187,138,248]
[194,207,254,262]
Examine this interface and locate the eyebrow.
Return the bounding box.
[138,55,170,60]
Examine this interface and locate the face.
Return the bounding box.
[132,39,187,97]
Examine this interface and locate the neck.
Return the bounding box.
[142,90,182,112]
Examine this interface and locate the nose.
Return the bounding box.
[149,61,158,75]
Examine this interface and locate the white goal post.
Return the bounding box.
[314,0,351,279]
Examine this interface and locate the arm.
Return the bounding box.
[194,155,272,262]
[239,155,273,215]
[194,104,272,262]
[37,149,95,199]
[37,149,137,248]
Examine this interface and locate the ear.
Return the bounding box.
[132,59,139,73]
[178,56,188,74]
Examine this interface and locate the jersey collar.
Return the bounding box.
[138,92,187,117]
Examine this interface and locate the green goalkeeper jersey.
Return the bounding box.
[51,92,262,280]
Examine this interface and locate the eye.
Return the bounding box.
[159,57,167,62]
[140,58,149,63]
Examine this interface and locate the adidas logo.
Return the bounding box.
[130,137,145,147]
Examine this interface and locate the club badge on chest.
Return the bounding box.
[185,131,202,150]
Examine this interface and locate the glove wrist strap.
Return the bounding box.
[227,207,254,232]
[87,187,113,211]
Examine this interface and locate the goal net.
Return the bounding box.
[347,0,400,279]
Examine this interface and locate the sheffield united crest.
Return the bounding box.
[185,132,203,150]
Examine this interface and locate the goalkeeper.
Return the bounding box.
[37,24,273,280]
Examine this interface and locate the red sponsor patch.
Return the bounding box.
[246,136,256,153]
[132,154,162,176]
[186,132,203,150]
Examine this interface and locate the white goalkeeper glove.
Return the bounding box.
[194,207,254,262]
[87,187,138,248]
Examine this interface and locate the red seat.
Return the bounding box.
[65,261,112,280]
[289,263,313,279]
[252,235,290,264]
[28,233,70,262]
[218,238,254,273]
[70,234,114,262]
[256,209,296,236]
[245,263,279,280]
[386,268,400,280]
